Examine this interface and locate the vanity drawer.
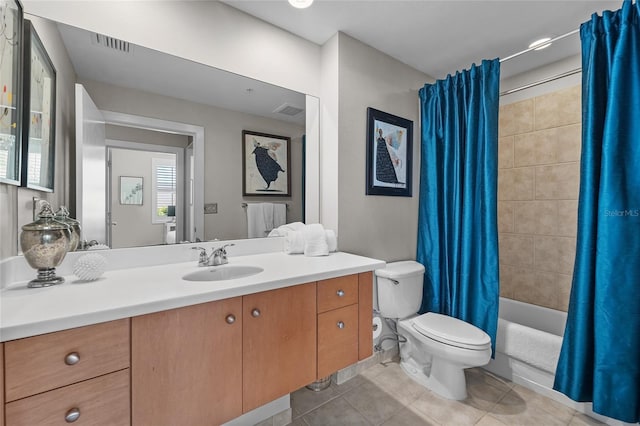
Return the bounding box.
[317,304,359,378]
[317,275,359,313]
[5,369,130,426]
[4,318,130,402]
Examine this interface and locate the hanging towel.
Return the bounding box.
[273,204,287,229]
[262,203,275,234]
[247,203,267,238]
[304,224,329,256]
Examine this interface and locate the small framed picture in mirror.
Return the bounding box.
[242,130,291,197]
[21,20,56,192]
[0,0,23,186]
[120,176,143,205]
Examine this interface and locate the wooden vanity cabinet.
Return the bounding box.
[2,319,130,426]
[242,282,317,413]
[131,297,243,426]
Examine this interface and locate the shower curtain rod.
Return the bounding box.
[500,67,581,96]
[500,28,580,63]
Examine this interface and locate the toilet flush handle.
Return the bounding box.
[389,278,400,285]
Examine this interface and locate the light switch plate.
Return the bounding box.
[204,203,218,214]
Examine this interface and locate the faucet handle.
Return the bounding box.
[219,243,235,254]
[192,246,208,265]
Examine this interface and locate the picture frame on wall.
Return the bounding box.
[365,107,413,197]
[242,130,291,197]
[21,20,57,192]
[0,0,23,186]
[120,176,143,205]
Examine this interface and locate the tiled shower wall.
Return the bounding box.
[497,85,581,312]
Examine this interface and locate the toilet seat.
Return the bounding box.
[410,312,491,350]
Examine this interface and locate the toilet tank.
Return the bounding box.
[375,261,425,319]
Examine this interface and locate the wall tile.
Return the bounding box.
[556,124,582,162]
[534,85,581,130]
[534,236,576,274]
[499,99,534,137]
[499,234,534,267]
[522,272,560,309]
[555,273,573,312]
[514,201,557,235]
[499,136,514,169]
[514,129,557,166]
[535,163,580,200]
[557,200,579,236]
[497,202,515,233]
[500,264,535,300]
[498,168,535,201]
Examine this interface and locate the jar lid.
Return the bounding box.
[22,204,70,232]
[54,206,79,225]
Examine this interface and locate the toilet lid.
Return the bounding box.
[411,312,491,350]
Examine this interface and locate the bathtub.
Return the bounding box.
[484,297,566,393]
[485,297,627,426]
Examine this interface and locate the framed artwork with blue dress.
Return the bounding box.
[366,107,413,197]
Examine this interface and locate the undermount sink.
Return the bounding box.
[182,265,264,282]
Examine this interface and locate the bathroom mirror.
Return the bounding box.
[29,16,317,248]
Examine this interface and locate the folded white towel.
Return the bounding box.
[497,318,562,374]
[304,224,329,257]
[284,231,306,254]
[267,221,305,237]
[325,229,338,252]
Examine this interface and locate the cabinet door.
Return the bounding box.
[1,343,4,426]
[132,298,242,426]
[318,304,359,378]
[243,283,317,412]
[5,369,129,426]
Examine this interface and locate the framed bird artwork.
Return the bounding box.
[242,130,291,196]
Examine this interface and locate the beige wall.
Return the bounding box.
[498,85,581,312]
[106,125,190,149]
[336,33,431,261]
[81,79,304,242]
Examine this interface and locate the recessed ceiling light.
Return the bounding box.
[529,37,552,51]
[288,0,314,9]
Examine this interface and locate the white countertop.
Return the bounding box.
[0,251,385,342]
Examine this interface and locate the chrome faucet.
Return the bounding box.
[192,244,235,267]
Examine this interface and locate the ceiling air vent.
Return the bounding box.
[273,103,304,117]
[91,33,132,53]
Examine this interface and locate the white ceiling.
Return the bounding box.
[222,0,621,80]
[56,22,306,124]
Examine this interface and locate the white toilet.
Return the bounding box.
[375,261,492,400]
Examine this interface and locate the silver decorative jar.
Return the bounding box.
[20,203,72,288]
[54,206,81,251]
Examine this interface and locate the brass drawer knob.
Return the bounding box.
[64,352,80,366]
[65,407,81,423]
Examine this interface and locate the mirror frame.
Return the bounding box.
[20,19,56,192]
[0,0,23,186]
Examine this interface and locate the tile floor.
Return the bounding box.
[288,360,603,426]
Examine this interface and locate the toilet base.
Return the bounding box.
[400,355,468,400]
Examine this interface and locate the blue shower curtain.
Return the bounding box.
[553,2,640,423]
[417,59,500,355]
